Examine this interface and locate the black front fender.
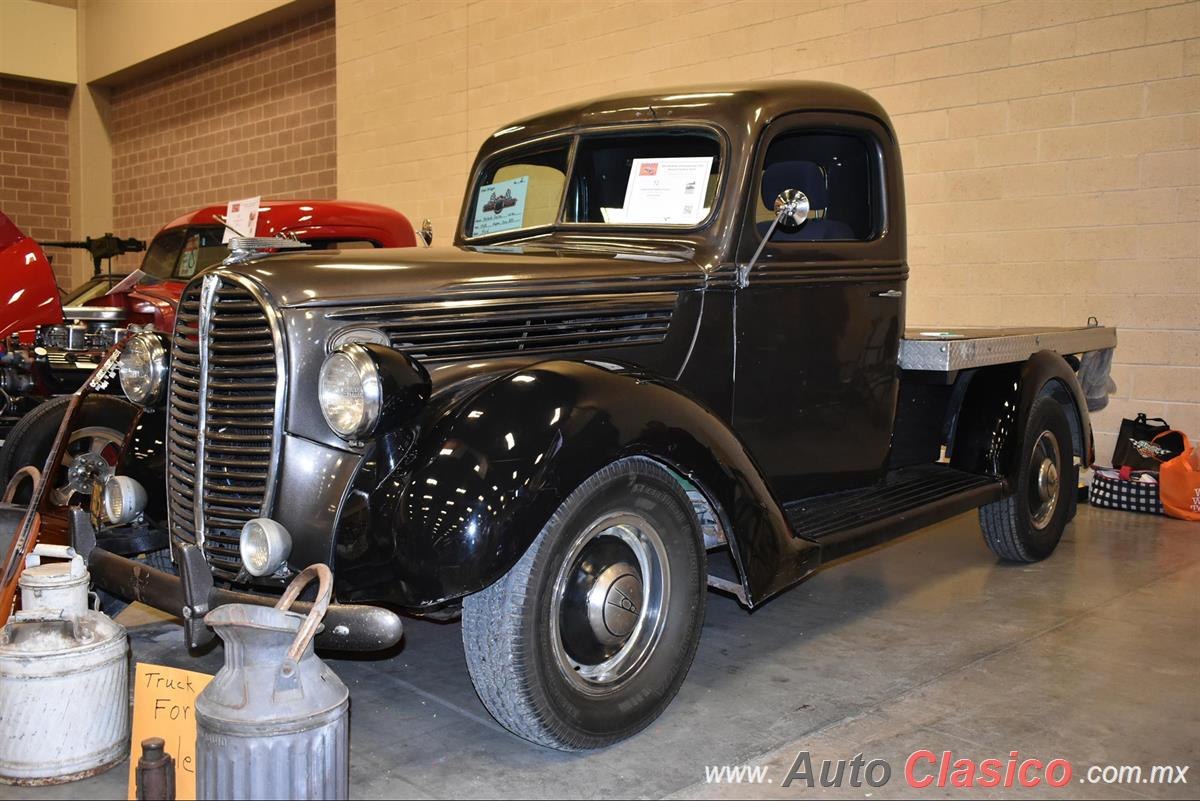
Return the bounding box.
[334,360,812,609]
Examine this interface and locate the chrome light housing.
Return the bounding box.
[118,332,168,405]
[240,518,292,577]
[318,342,431,441]
[102,475,147,525]
[319,344,381,440]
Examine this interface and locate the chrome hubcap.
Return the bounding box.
[1028,431,1062,529]
[587,563,642,644]
[550,512,669,695]
[51,426,122,507]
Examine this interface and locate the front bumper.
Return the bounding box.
[70,510,403,651]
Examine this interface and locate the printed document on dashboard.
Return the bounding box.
[620,157,712,225]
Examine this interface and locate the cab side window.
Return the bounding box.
[753,131,879,242]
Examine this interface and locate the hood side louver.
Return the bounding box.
[328,293,676,363]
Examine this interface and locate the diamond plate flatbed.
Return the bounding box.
[899,325,1117,372]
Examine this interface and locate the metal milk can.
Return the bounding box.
[19,543,89,615]
[0,544,130,785]
[196,564,349,800]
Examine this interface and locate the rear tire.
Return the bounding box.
[0,395,135,506]
[979,395,1074,562]
[462,457,706,750]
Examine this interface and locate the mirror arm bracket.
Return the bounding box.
[738,217,781,289]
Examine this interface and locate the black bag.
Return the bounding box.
[1112,414,1174,470]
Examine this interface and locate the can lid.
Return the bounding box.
[19,558,89,589]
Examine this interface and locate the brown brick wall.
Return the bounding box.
[338,0,1200,458]
[0,77,73,284]
[111,4,337,248]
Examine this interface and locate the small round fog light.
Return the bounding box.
[239,518,292,577]
[102,475,147,525]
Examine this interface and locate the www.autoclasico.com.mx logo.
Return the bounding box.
[704,750,1191,790]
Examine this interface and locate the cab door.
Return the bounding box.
[732,113,906,501]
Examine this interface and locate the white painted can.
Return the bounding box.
[0,547,130,785]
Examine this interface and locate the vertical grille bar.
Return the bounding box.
[194,274,219,547]
[166,273,284,580]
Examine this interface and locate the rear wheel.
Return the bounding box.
[979,395,1074,561]
[0,395,135,506]
[462,457,706,750]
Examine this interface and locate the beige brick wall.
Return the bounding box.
[111,4,337,249]
[337,0,1199,460]
[0,77,74,285]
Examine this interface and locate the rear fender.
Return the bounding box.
[949,350,1092,485]
[333,360,812,609]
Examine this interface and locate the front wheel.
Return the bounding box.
[462,457,706,750]
[979,394,1074,562]
[0,395,136,506]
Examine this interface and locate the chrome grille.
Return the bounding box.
[167,274,282,580]
[329,294,675,363]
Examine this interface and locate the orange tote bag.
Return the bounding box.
[1154,431,1200,521]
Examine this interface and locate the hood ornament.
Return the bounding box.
[223,236,312,266]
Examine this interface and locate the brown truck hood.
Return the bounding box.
[224,240,708,310]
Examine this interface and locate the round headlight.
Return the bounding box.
[239,518,292,577]
[318,344,381,440]
[118,332,167,405]
[102,475,147,525]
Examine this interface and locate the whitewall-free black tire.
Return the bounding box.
[461,456,706,750]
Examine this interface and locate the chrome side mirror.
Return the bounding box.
[418,219,433,247]
[773,189,810,232]
[740,188,811,287]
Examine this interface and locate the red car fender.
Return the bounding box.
[0,212,63,346]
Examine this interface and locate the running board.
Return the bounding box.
[784,465,1006,563]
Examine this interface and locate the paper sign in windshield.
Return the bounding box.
[621,157,713,225]
[473,176,529,236]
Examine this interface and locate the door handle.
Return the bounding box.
[873,289,903,298]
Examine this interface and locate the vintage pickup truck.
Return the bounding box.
[56,82,1115,751]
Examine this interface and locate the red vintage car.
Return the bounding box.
[0,211,63,346]
[71,199,418,334]
[0,199,418,506]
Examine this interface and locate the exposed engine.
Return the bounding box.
[39,307,132,353]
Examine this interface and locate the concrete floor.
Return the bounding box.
[1,504,1196,800]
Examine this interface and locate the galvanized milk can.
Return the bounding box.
[196,564,349,800]
[0,544,130,785]
[19,543,89,615]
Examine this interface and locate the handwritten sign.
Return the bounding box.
[127,662,213,801]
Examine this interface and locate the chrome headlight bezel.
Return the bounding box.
[239,518,293,577]
[118,332,168,406]
[102,475,147,525]
[318,343,383,441]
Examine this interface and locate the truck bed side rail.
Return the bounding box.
[899,326,1117,372]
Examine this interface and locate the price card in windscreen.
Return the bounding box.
[621,157,713,225]
[472,176,529,236]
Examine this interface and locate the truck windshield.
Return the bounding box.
[140,226,228,279]
[467,129,721,239]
